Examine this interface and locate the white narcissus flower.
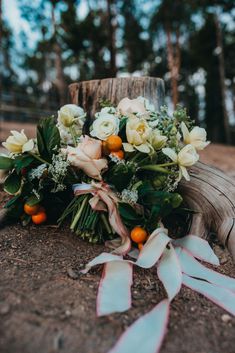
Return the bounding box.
[2,130,34,154]
[181,122,210,151]
[90,113,119,140]
[58,104,85,128]
[162,144,199,181]
[149,129,167,150]
[123,117,152,153]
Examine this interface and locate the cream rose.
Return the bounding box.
[162,144,199,181]
[123,117,152,153]
[58,104,85,128]
[181,122,210,151]
[2,130,34,154]
[117,97,148,116]
[63,136,107,180]
[90,113,119,140]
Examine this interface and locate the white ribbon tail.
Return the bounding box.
[182,274,235,316]
[97,261,133,316]
[176,248,235,292]
[108,299,170,353]
[136,229,170,268]
[173,235,219,265]
[157,244,182,300]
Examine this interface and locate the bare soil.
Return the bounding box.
[0,144,235,353]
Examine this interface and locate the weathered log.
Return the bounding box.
[180,162,235,259]
[69,77,165,117]
[69,77,235,260]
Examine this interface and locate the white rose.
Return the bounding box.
[117,97,148,116]
[90,113,119,140]
[181,122,210,151]
[58,104,85,128]
[2,130,34,154]
[123,117,152,153]
[162,144,199,181]
[149,129,167,150]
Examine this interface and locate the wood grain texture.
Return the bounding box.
[68,77,235,260]
[69,76,165,115]
[180,162,235,260]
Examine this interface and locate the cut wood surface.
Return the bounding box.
[70,76,235,260]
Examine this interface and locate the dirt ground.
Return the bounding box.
[0,143,235,353]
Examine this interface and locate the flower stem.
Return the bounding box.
[69,126,77,146]
[101,213,112,234]
[28,152,49,165]
[70,196,88,231]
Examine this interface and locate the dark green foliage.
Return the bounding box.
[4,172,22,195]
[37,116,61,161]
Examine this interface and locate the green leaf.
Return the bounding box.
[4,194,21,208]
[14,155,34,172]
[37,116,60,161]
[4,172,22,195]
[0,156,14,170]
[25,195,42,206]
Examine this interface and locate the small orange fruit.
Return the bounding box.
[138,243,144,251]
[111,150,124,160]
[32,211,47,225]
[106,135,122,152]
[24,203,40,216]
[130,226,148,243]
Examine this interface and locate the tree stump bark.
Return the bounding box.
[69,77,235,260]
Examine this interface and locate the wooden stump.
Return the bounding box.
[69,77,235,261]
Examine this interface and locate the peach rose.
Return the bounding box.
[63,136,107,180]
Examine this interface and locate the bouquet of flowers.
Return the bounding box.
[1,97,235,353]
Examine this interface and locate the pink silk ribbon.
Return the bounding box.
[73,182,131,255]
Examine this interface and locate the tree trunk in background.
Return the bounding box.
[51,2,66,106]
[166,25,180,108]
[107,0,117,77]
[214,14,230,144]
[0,0,2,97]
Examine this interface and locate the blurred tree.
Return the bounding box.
[196,0,234,143]
[107,0,117,76]
[190,13,226,142]
[120,0,153,73]
[61,1,112,79]
[0,0,16,93]
[18,0,67,105]
[150,0,193,108]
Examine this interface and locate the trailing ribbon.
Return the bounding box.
[82,228,235,353]
[108,300,170,353]
[73,182,131,254]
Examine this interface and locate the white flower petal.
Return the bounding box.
[181,122,190,144]
[180,166,190,181]
[122,143,135,152]
[135,144,150,153]
[22,139,34,153]
[162,148,178,162]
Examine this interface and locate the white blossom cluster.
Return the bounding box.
[48,153,70,192]
[28,163,47,181]
[121,189,138,204]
